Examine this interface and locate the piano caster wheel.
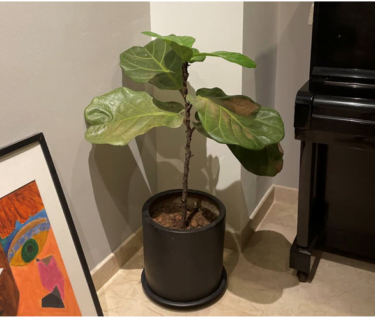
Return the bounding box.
[297,271,308,282]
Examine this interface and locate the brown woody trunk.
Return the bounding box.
[180,62,195,228]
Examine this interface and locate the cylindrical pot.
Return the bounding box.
[142,189,227,309]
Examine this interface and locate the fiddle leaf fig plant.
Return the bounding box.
[84,32,285,229]
[85,87,184,145]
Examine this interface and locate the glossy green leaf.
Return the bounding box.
[142,31,195,62]
[189,88,284,150]
[193,51,256,68]
[170,42,194,62]
[193,111,211,138]
[120,39,183,90]
[193,111,284,176]
[228,143,284,176]
[85,87,184,145]
[190,48,206,63]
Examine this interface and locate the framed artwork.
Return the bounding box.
[0,133,103,316]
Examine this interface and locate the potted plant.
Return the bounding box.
[84,32,285,309]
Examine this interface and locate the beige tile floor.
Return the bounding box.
[98,202,375,316]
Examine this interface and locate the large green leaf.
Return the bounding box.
[228,143,284,176]
[193,112,284,176]
[193,51,256,68]
[120,39,183,90]
[142,31,195,62]
[193,112,211,138]
[85,87,184,145]
[189,88,284,150]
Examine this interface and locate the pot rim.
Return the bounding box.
[142,189,226,234]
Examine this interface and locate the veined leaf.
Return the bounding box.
[170,42,194,62]
[193,111,211,138]
[228,143,284,177]
[189,88,284,150]
[193,111,284,176]
[85,87,184,145]
[193,51,256,68]
[194,87,260,115]
[190,48,206,63]
[142,31,195,62]
[120,39,183,90]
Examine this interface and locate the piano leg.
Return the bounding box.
[290,236,317,282]
[290,141,317,282]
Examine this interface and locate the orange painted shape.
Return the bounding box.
[0,181,45,239]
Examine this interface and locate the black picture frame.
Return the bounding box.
[0,133,103,316]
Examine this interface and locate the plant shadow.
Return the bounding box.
[228,230,299,304]
[88,133,157,253]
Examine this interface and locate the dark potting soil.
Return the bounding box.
[151,205,217,229]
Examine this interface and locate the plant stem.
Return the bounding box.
[180,62,195,229]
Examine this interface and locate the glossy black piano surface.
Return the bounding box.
[311,2,375,73]
[290,2,375,282]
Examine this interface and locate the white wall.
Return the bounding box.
[150,2,312,234]
[0,2,155,269]
[150,2,248,234]
[274,2,313,188]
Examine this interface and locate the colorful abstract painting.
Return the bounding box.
[0,181,82,316]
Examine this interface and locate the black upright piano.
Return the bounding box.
[290,2,375,282]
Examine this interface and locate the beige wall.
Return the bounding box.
[0,2,313,269]
[241,2,280,224]
[0,2,155,269]
[274,2,313,188]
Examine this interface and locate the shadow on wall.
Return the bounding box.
[157,132,248,233]
[242,41,278,209]
[155,82,248,234]
[88,135,155,252]
[87,76,157,252]
[55,151,96,267]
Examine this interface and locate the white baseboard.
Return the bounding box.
[91,185,298,290]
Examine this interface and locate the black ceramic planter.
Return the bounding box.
[142,189,227,309]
